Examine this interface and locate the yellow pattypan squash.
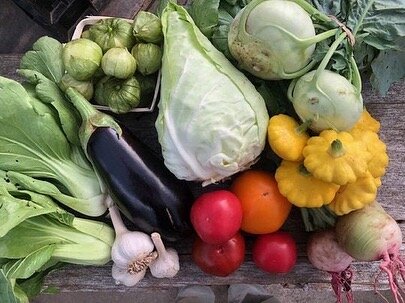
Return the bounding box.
[350,129,389,178]
[275,160,340,208]
[350,108,380,133]
[374,177,382,188]
[303,130,371,185]
[328,171,377,215]
[267,114,309,162]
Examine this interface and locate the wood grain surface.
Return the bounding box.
[1,54,404,302]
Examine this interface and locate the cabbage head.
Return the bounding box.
[155,3,269,185]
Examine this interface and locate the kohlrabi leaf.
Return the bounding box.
[188,0,220,38]
[370,47,405,96]
[0,76,106,217]
[19,36,64,83]
[346,0,405,50]
[1,245,56,279]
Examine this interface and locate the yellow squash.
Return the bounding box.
[328,171,378,215]
[267,114,309,161]
[303,130,371,185]
[275,160,340,208]
[350,129,389,178]
[350,109,380,133]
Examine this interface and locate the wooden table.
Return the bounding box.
[1,52,404,302]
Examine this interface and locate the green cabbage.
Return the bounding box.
[155,3,269,185]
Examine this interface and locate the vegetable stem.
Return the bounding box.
[151,232,167,257]
[350,55,362,93]
[329,139,345,158]
[290,0,332,23]
[314,31,347,81]
[301,28,339,48]
[298,163,311,177]
[108,205,127,236]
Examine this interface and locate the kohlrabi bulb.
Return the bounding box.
[289,70,363,132]
[228,0,318,80]
[63,38,103,81]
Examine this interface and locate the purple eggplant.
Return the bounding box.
[66,88,193,241]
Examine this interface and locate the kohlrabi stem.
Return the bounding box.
[350,55,362,93]
[314,31,347,81]
[108,204,128,237]
[296,120,312,134]
[301,28,339,48]
[290,0,332,23]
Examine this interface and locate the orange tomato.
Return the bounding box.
[230,170,292,234]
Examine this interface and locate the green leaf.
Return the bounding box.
[2,245,55,279]
[370,48,405,96]
[6,171,107,217]
[0,187,57,238]
[0,270,19,303]
[19,37,64,83]
[18,69,81,146]
[18,263,64,298]
[0,215,112,265]
[189,0,221,38]
[0,76,106,217]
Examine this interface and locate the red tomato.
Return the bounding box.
[190,190,243,244]
[252,231,297,273]
[192,232,245,277]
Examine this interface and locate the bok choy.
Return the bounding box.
[0,176,114,303]
[155,2,269,185]
[0,75,107,216]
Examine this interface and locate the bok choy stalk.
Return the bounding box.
[0,75,107,216]
[156,2,269,185]
[0,179,114,303]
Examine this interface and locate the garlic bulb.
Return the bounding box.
[149,232,180,278]
[108,204,157,286]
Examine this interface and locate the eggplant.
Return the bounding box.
[87,126,193,240]
[66,88,193,241]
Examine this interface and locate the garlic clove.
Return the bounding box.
[111,262,146,287]
[149,232,180,278]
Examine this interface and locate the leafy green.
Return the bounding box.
[17,69,81,146]
[309,0,405,94]
[188,0,221,38]
[19,36,64,84]
[0,76,106,216]
[0,185,114,303]
[156,2,269,185]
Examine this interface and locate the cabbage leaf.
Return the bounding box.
[156,2,269,185]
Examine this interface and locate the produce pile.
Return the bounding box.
[0,0,404,302]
